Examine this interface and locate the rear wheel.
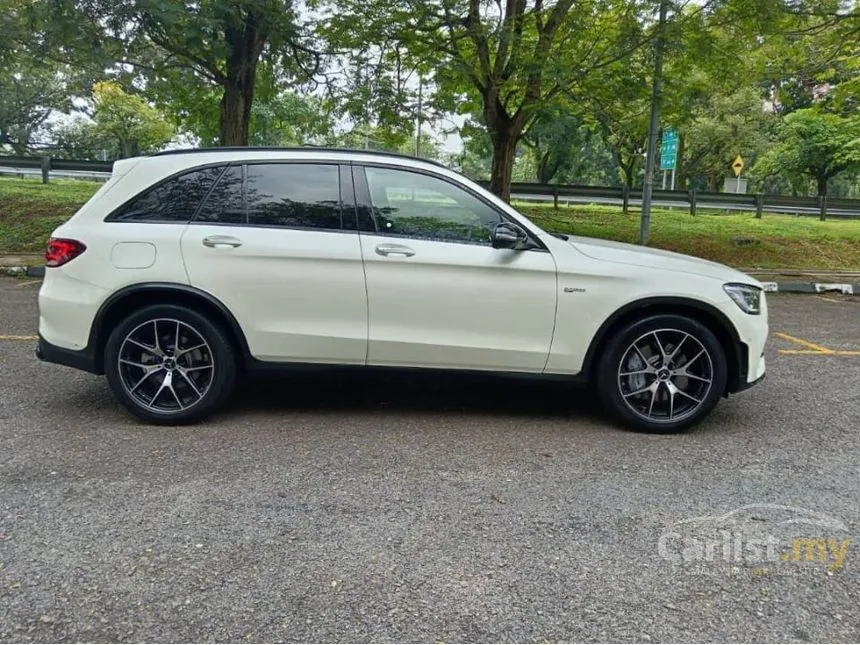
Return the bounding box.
[104,304,237,425]
[596,314,727,433]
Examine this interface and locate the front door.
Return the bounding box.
[354,164,558,372]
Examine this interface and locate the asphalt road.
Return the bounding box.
[1,277,859,643]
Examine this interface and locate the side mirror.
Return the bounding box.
[491,222,528,250]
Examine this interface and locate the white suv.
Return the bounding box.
[36,147,768,432]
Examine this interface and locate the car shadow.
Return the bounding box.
[224,367,605,421]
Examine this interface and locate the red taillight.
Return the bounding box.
[45,238,86,267]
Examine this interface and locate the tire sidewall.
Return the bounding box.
[103,304,237,425]
[597,314,728,434]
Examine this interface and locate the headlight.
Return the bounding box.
[723,283,762,315]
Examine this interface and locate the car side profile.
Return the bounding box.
[36,147,768,433]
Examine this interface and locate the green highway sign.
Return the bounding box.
[660,127,678,171]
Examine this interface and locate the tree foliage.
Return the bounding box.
[317,0,646,200]
[753,108,860,196]
[683,88,778,190]
[53,82,175,159]
[39,0,320,146]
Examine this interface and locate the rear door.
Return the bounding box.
[180,162,368,364]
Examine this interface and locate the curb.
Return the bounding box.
[1,263,856,295]
[1,265,45,278]
[760,282,856,295]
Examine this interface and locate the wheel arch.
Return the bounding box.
[89,283,251,374]
[581,296,748,395]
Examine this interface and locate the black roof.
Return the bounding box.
[150,145,449,168]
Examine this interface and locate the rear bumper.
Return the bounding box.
[35,335,100,375]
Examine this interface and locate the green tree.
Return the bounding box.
[51,118,107,160]
[753,108,860,196]
[0,63,72,154]
[683,87,778,191]
[318,0,646,201]
[249,91,336,146]
[40,0,319,146]
[90,81,175,158]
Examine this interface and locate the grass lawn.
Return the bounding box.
[1,176,858,269]
[517,202,860,270]
[0,177,105,253]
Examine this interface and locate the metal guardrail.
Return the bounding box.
[1,155,858,220]
[482,181,860,220]
[0,155,113,180]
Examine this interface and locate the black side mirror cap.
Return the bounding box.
[491,222,529,250]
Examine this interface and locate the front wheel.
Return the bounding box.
[596,315,728,433]
[103,304,238,425]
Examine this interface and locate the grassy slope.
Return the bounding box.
[1,176,858,269]
[0,177,104,253]
[518,202,860,270]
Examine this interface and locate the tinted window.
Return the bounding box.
[195,165,245,224]
[245,164,341,229]
[111,166,224,222]
[364,167,502,245]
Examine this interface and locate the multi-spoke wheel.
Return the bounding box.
[104,305,237,424]
[596,315,727,433]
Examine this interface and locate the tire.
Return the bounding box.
[103,304,238,425]
[595,314,728,434]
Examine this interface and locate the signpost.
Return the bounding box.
[660,127,678,190]
[731,154,744,193]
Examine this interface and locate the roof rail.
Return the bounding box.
[149,145,449,169]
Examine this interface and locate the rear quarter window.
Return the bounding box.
[107,166,225,223]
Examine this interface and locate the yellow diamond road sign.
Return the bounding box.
[732,155,744,176]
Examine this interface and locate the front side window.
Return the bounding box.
[246,164,342,229]
[110,165,225,222]
[364,167,502,245]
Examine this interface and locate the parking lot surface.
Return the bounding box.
[1,277,859,643]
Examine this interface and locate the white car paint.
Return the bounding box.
[38,148,768,394]
[180,225,369,364]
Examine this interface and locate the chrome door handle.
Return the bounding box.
[202,235,243,248]
[375,243,415,257]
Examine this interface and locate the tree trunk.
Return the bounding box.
[622,162,634,189]
[220,81,253,146]
[676,132,686,190]
[489,132,518,202]
[218,14,266,147]
[817,174,828,197]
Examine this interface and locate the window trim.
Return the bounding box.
[103,162,229,224]
[188,160,353,234]
[352,162,548,251]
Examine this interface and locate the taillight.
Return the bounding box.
[45,238,86,267]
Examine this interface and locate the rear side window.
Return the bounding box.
[195,166,245,224]
[109,166,224,222]
[245,164,342,230]
[192,163,343,230]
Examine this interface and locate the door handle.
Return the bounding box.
[375,243,415,257]
[202,235,243,248]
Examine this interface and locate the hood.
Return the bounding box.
[567,235,762,286]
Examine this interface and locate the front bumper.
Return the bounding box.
[734,365,765,393]
[35,335,100,375]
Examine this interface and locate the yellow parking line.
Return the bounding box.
[774,332,834,354]
[816,295,840,303]
[0,335,38,341]
[779,349,860,356]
